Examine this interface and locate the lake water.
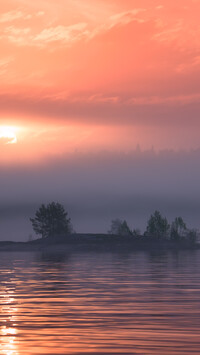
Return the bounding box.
[0,249,200,354]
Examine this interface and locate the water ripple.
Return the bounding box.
[0,250,200,354]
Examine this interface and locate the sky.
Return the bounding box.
[0,0,200,240]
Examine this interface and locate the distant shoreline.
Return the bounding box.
[0,234,199,252]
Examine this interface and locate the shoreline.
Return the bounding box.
[0,234,199,252]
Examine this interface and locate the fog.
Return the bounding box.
[1,148,200,241]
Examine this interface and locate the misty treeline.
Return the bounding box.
[108,211,198,243]
[30,202,198,243]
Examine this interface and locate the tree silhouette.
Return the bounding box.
[108,218,132,236]
[170,217,187,240]
[30,202,72,239]
[145,210,170,238]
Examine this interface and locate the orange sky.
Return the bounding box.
[0,0,200,162]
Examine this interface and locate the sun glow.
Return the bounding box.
[0,126,17,144]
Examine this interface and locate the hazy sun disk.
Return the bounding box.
[0,126,17,144]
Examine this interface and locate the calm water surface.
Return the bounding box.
[0,249,200,354]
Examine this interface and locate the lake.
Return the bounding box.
[0,249,200,354]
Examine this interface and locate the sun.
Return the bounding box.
[0,126,17,144]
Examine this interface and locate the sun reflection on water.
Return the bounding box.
[0,293,19,355]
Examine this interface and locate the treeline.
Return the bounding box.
[30,202,198,243]
[108,211,198,243]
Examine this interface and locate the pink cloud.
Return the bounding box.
[33,23,88,45]
[0,0,199,141]
[0,10,32,23]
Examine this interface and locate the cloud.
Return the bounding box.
[36,11,45,17]
[0,26,31,46]
[155,5,164,10]
[127,93,200,105]
[33,23,88,44]
[0,10,32,23]
[0,22,89,47]
[0,6,147,48]
[109,9,146,27]
[153,20,184,42]
[88,94,120,104]
[0,57,13,75]
[89,8,147,40]
[0,90,200,128]
[0,1,199,128]
[4,26,31,35]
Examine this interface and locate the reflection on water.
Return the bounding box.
[1,280,19,355]
[0,250,200,354]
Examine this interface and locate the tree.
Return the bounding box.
[170,217,187,240]
[108,218,132,236]
[145,210,170,238]
[30,202,72,239]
